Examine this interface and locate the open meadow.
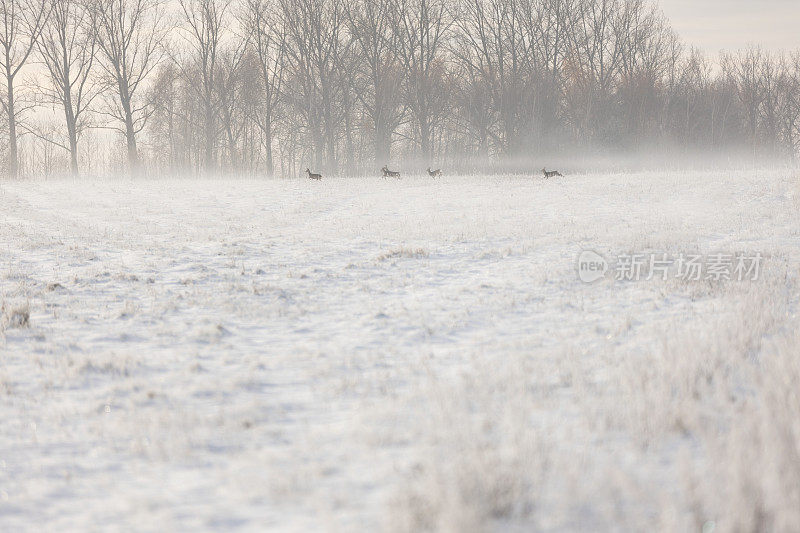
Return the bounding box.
[2,170,799,531]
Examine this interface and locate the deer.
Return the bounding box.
[427,167,441,177]
[381,166,401,179]
[306,168,322,180]
[542,168,563,178]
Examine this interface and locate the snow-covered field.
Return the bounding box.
[2,170,799,532]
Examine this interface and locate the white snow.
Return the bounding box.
[1,170,799,531]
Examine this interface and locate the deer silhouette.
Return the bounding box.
[381,166,401,178]
[542,168,563,178]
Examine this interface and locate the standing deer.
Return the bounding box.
[381,166,401,178]
[427,167,441,177]
[306,168,322,180]
[542,168,563,178]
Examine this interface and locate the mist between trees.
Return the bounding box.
[1,0,799,178]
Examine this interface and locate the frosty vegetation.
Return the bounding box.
[0,0,798,178]
[2,170,800,530]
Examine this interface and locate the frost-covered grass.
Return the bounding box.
[1,170,799,531]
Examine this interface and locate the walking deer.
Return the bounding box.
[381,166,401,179]
[306,168,322,180]
[427,168,441,177]
[542,168,563,178]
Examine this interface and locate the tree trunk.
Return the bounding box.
[322,91,336,173]
[224,111,237,169]
[343,90,354,172]
[64,99,79,176]
[502,107,515,155]
[117,76,140,174]
[263,116,274,177]
[124,106,139,173]
[479,125,489,158]
[419,113,431,160]
[204,100,215,171]
[312,118,324,170]
[375,119,390,165]
[168,101,175,172]
[7,72,18,178]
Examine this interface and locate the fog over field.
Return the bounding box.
[2,169,799,531]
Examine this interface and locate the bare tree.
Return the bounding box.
[665,47,714,152]
[178,0,231,172]
[242,0,285,176]
[0,0,49,177]
[216,43,249,170]
[452,0,531,155]
[345,0,404,165]
[563,0,625,143]
[758,51,782,156]
[92,0,165,173]
[36,0,98,175]
[614,0,675,146]
[147,63,180,170]
[521,0,576,148]
[280,0,346,172]
[781,53,800,159]
[393,0,451,161]
[451,55,493,157]
[722,47,766,157]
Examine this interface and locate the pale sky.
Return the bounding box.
[658,0,800,55]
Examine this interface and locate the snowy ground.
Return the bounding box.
[1,170,799,532]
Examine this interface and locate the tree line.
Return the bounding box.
[1,0,799,178]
